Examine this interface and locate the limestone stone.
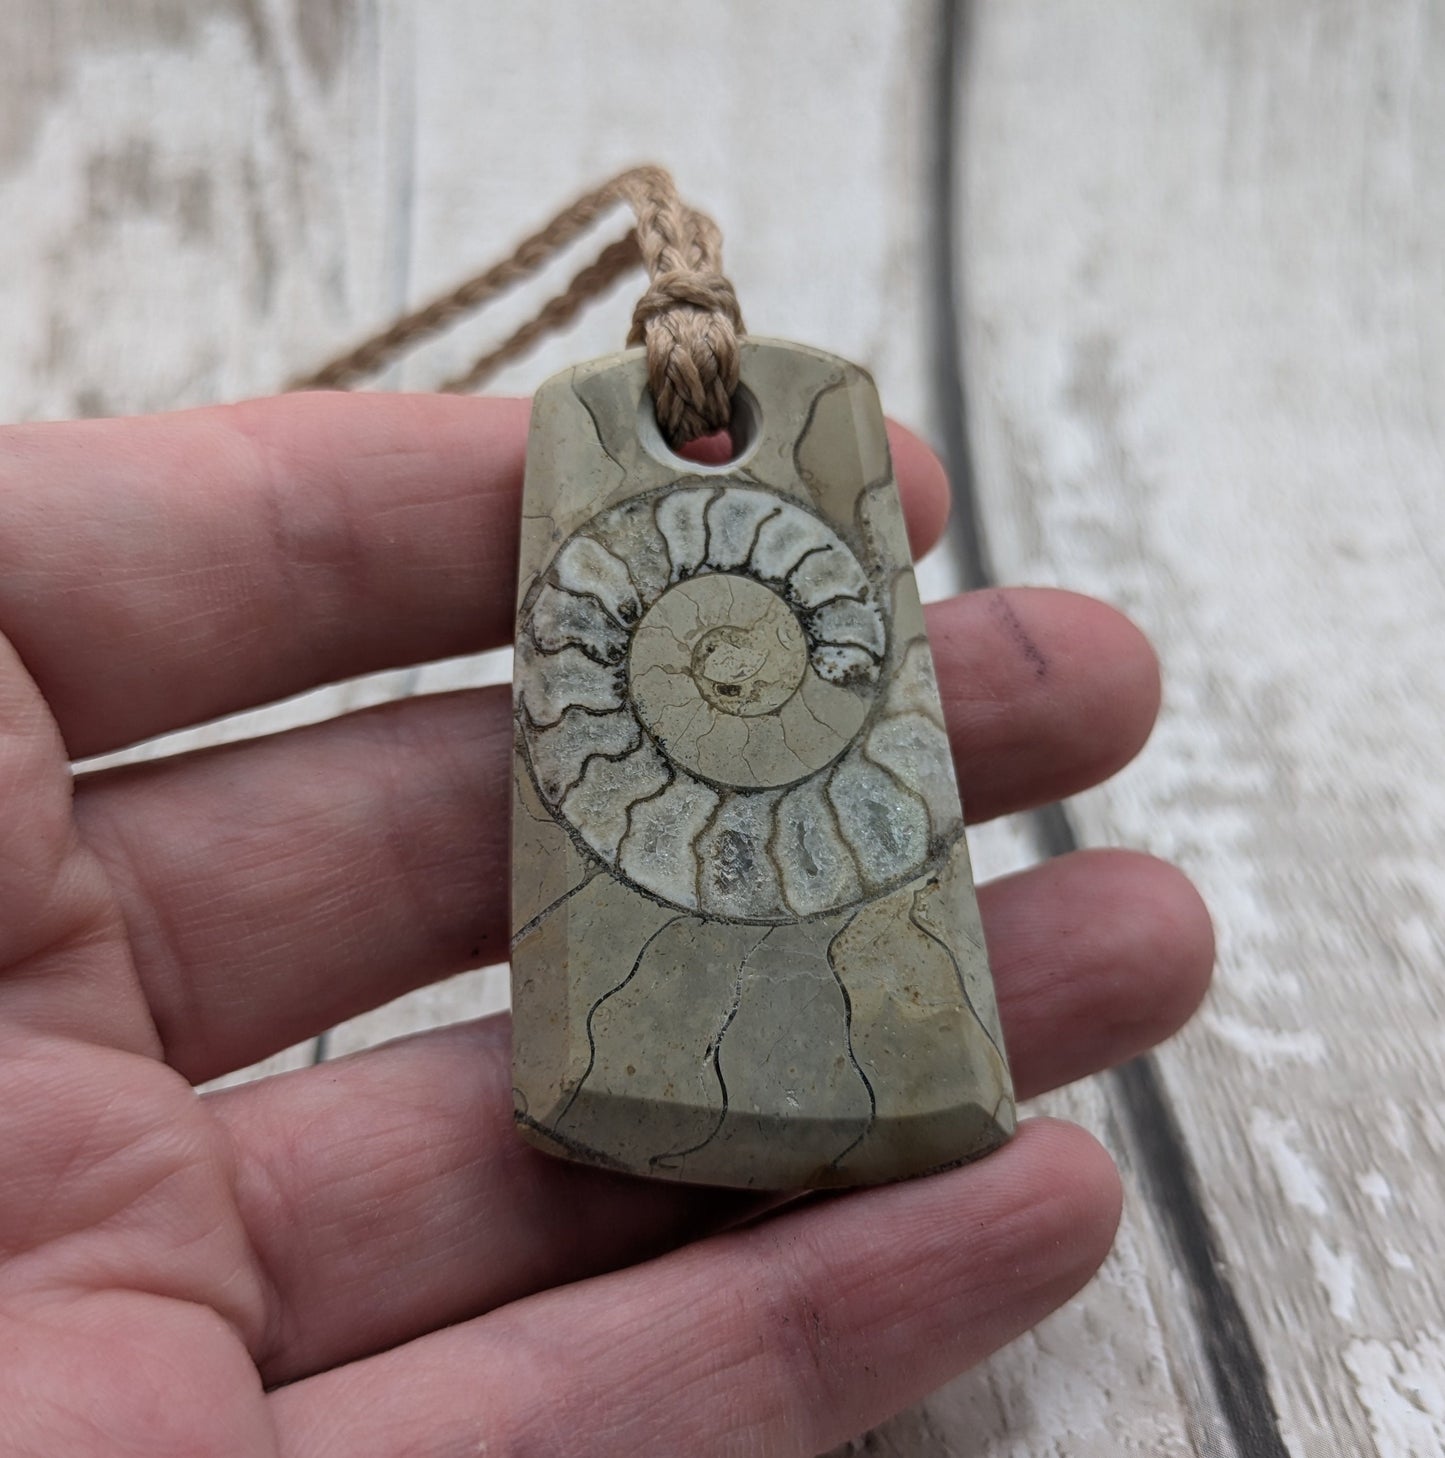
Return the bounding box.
[510,339,1015,1188]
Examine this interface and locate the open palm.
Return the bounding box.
[0,393,1210,1457]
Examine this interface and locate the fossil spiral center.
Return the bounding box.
[628,573,855,789]
[688,593,807,717]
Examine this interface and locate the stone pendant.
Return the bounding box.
[510,339,1014,1189]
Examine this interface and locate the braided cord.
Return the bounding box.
[287,166,744,447]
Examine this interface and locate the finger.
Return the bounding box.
[940,585,1160,816]
[985,849,1213,1096]
[75,588,1160,1082]
[0,630,153,1054]
[0,397,948,758]
[266,1120,1120,1458]
[889,421,951,558]
[214,848,1208,1382]
[0,633,83,970]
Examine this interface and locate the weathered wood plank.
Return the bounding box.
[958,3,1445,1454]
[0,0,398,416]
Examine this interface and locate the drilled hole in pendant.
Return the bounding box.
[638,384,760,475]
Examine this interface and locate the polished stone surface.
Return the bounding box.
[510,339,1014,1188]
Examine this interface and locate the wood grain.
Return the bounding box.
[958,3,1445,1454]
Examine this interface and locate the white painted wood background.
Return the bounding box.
[1,2,1441,1453]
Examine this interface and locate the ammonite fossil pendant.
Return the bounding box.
[510,340,1014,1188]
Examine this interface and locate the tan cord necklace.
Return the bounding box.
[287,165,744,449]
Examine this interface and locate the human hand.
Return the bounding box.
[0,394,1211,1456]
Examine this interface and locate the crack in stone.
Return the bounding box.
[743,504,784,568]
[807,589,872,613]
[821,761,868,887]
[528,624,626,669]
[549,726,646,806]
[514,1110,634,1174]
[780,542,835,593]
[740,729,801,785]
[541,578,633,632]
[699,485,726,567]
[615,763,679,868]
[765,996,828,1069]
[512,764,556,829]
[553,913,688,1130]
[907,891,1006,1070]
[850,465,901,546]
[691,707,726,758]
[604,533,647,600]
[818,635,883,663]
[764,793,798,917]
[668,695,713,751]
[572,377,629,482]
[577,537,641,614]
[509,867,603,951]
[690,791,730,908]
[790,684,843,740]
[517,686,626,732]
[647,924,778,1172]
[778,699,835,769]
[854,741,934,837]
[790,375,849,508]
[885,564,911,610]
[825,906,877,1170]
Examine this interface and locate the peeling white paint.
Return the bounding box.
[1308,1233,1358,1323]
[1206,1013,1327,1065]
[1358,1169,1395,1214]
[1381,1102,1415,1158]
[1344,1329,1445,1457]
[1250,1111,1329,1217]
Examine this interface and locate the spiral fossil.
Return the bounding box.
[517,483,959,921]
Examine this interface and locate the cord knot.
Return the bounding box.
[628,269,744,447]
